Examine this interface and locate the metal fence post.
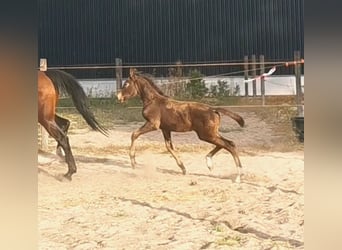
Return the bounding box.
[115,58,122,96]
[294,51,304,116]
[251,54,257,97]
[260,55,265,105]
[244,56,249,96]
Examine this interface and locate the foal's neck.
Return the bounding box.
[138,79,166,105]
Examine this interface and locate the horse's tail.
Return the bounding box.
[45,70,109,136]
[214,107,245,127]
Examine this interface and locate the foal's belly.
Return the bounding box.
[159,107,193,132]
[159,119,192,132]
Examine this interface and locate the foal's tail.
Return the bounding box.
[214,107,245,127]
[45,70,109,136]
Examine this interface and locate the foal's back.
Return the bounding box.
[157,98,219,133]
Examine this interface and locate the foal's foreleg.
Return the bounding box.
[162,130,186,175]
[130,122,157,168]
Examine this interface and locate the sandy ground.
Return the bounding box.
[38,112,304,249]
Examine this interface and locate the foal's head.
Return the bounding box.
[117,68,140,103]
[117,68,166,103]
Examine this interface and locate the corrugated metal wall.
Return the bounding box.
[38,0,304,76]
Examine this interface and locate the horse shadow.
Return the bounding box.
[38,152,302,195]
[156,167,302,194]
[156,167,238,181]
[75,154,132,169]
[38,150,132,181]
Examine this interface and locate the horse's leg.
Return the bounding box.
[130,122,157,168]
[162,130,186,175]
[216,136,242,183]
[40,119,77,180]
[198,132,242,183]
[55,115,70,158]
[206,146,222,171]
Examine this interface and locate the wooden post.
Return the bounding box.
[244,56,249,96]
[251,54,257,97]
[260,55,265,105]
[40,58,47,71]
[39,58,48,150]
[115,58,122,95]
[294,51,304,116]
[175,60,183,77]
[175,60,184,97]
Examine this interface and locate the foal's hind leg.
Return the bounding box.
[217,136,242,183]
[55,115,70,158]
[206,146,222,171]
[199,133,242,183]
[162,130,186,175]
[130,122,158,168]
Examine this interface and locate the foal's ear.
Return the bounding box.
[129,68,137,80]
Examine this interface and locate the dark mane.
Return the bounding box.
[137,74,169,97]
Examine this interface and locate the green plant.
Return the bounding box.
[210,80,241,98]
[216,235,242,246]
[185,69,208,99]
[210,80,231,97]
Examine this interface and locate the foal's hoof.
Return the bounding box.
[55,173,72,182]
[63,173,73,181]
[182,169,186,175]
[206,157,213,171]
[130,158,137,169]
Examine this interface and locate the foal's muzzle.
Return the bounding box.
[117,91,125,103]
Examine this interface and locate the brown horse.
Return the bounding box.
[38,70,108,180]
[117,69,245,182]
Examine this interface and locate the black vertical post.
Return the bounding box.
[294,51,303,116]
[115,58,122,96]
[244,56,249,96]
[260,55,265,105]
[251,54,257,97]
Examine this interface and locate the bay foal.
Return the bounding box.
[117,69,244,182]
